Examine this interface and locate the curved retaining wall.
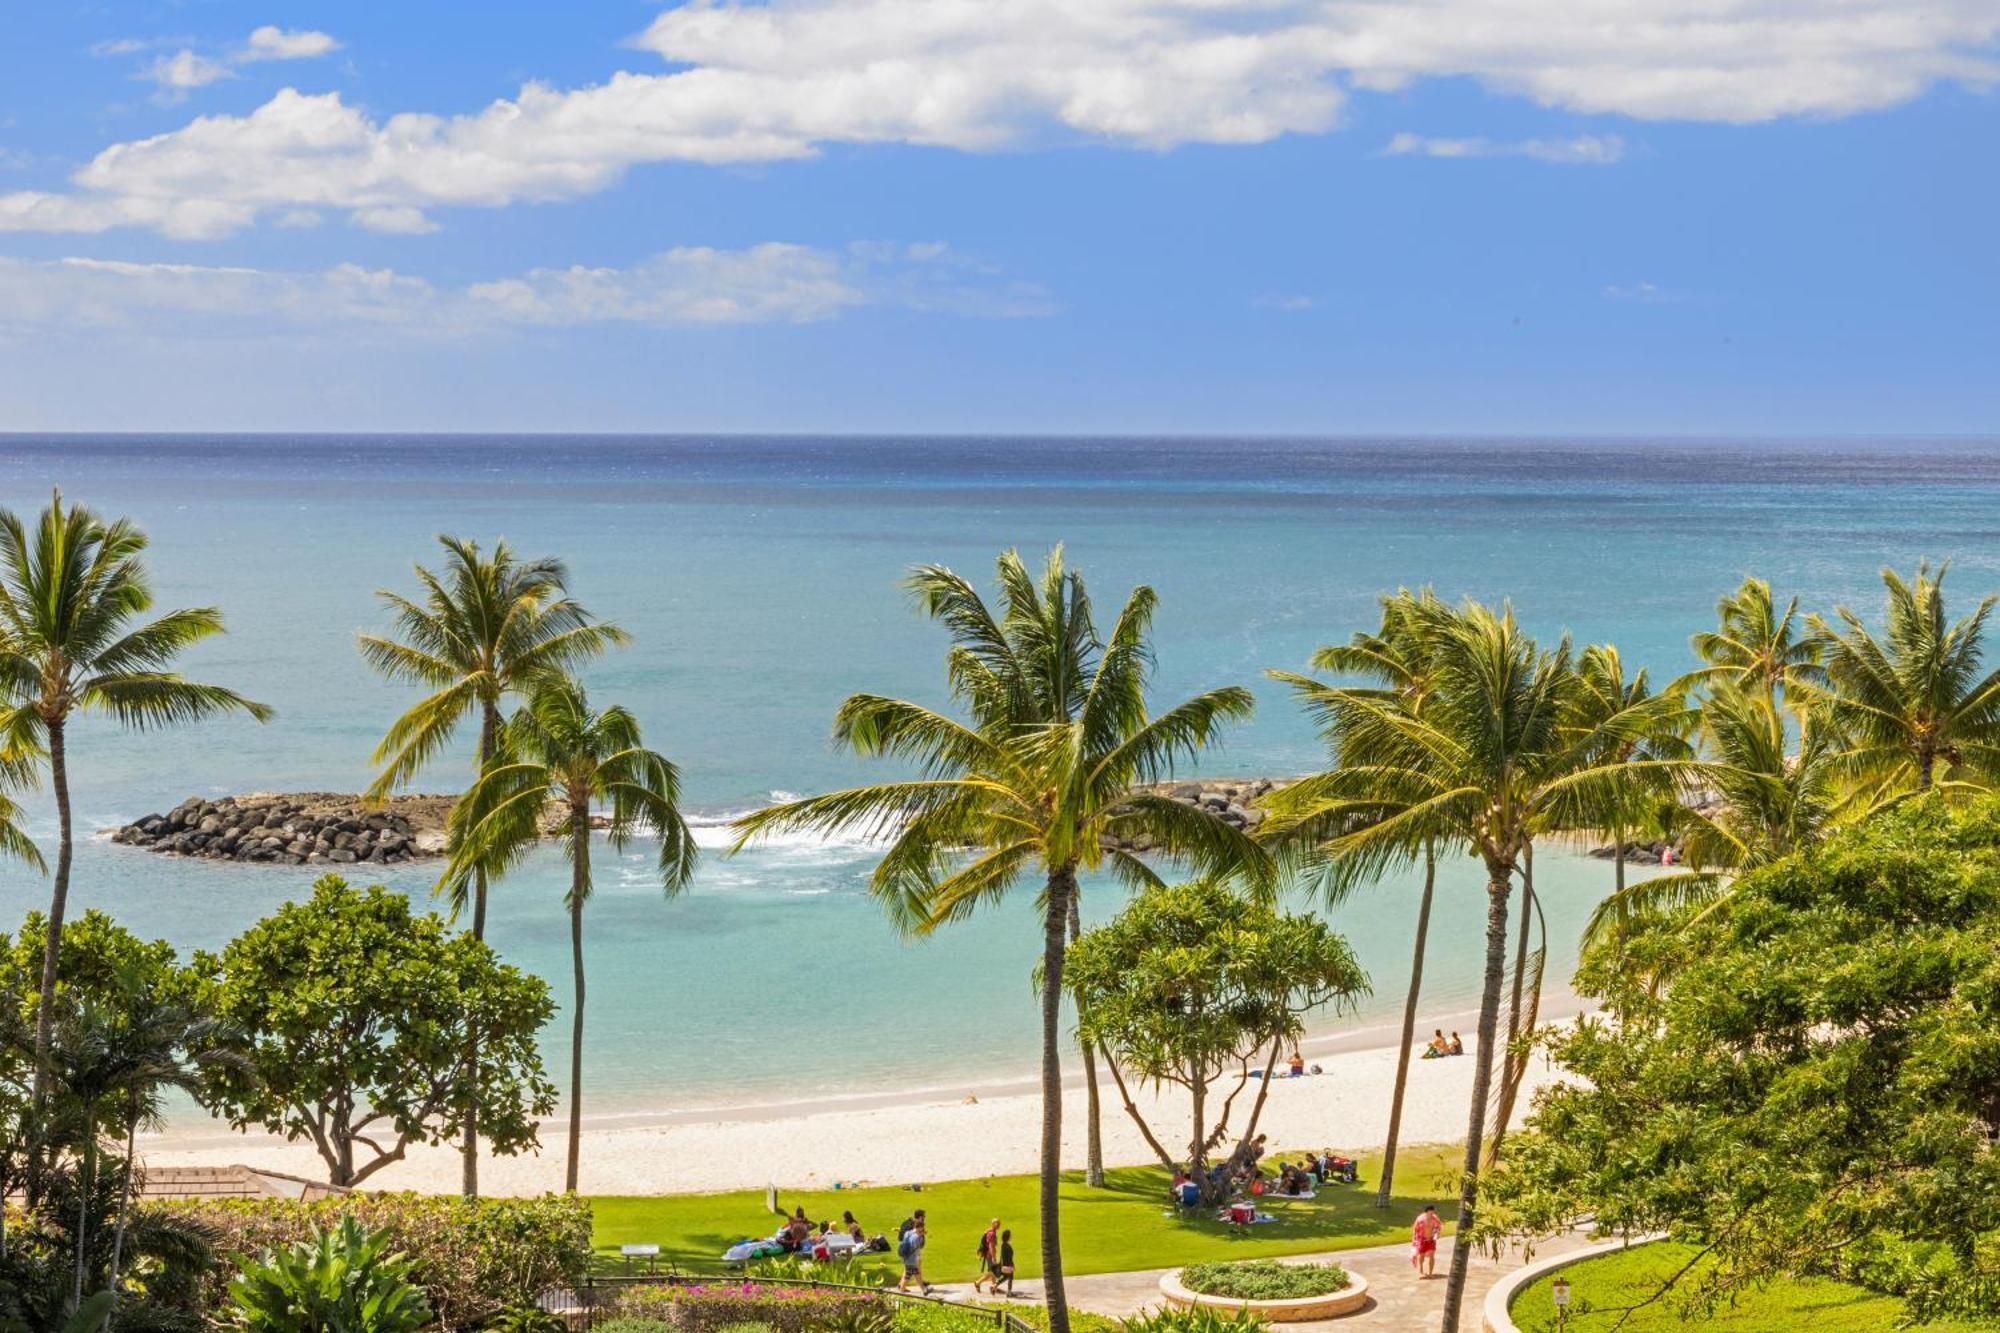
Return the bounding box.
[1159,1268,1371,1322]
[1481,1234,1666,1332]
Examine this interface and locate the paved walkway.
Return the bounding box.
[924,1232,1592,1333]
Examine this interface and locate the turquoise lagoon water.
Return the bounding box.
[0,435,1996,1127]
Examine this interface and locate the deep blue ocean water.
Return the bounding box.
[0,434,1995,1125]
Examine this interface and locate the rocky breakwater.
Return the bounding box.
[109,793,452,867]
[1103,777,1292,853]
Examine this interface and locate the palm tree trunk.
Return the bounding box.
[33,716,74,1112]
[1487,851,1537,1168]
[461,702,501,1199]
[565,808,590,1194]
[1439,871,1513,1333]
[1376,841,1436,1209]
[109,1099,138,1307]
[74,1114,95,1310]
[1066,895,1104,1188]
[1918,749,1935,791]
[1039,867,1076,1333]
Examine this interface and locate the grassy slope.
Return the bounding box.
[590,1145,1463,1283]
[1511,1242,2000,1332]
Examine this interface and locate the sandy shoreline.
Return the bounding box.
[140,994,1590,1196]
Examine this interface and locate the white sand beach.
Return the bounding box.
[139,999,1587,1196]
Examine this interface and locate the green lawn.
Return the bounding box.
[589,1145,1464,1283]
[1511,1242,2000,1332]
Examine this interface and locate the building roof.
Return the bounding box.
[140,1165,351,1202]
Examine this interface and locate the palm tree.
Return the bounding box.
[1687,576,1822,706]
[732,549,1272,1333]
[359,536,626,1194]
[0,491,269,1101]
[1265,588,1446,1210]
[442,676,694,1193]
[1797,562,2000,798]
[1581,683,1844,965]
[1260,601,1673,1332]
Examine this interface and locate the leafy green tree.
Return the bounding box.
[193,877,557,1188]
[0,490,269,1098]
[227,1217,432,1333]
[1686,575,1822,705]
[733,549,1272,1333]
[1799,561,2000,797]
[1266,587,1445,1210]
[442,677,694,1193]
[359,535,625,1197]
[1262,601,1680,1331]
[1479,797,2000,1325]
[1065,881,1366,1193]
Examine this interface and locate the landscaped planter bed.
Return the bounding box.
[1159,1260,1369,1322]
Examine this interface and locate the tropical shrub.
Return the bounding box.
[1479,796,2000,1323]
[1177,1260,1350,1300]
[1118,1307,1268,1333]
[226,1216,431,1332]
[613,1282,886,1333]
[164,1191,591,1329]
[480,1306,569,1333]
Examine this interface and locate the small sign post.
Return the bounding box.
[1552,1275,1572,1328]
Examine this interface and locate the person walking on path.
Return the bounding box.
[898,1210,932,1295]
[973,1217,1002,1294]
[997,1228,1017,1297]
[1410,1204,1443,1278]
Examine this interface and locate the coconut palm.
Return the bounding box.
[1687,576,1822,706]
[1581,683,1845,962]
[1796,562,2000,798]
[1260,601,1675,1332]
[1265,587,1447,1210]
[359,536,626,1194]
[441,676,694,1193]
[732,549,1273,1333]
[0,491,269,1100]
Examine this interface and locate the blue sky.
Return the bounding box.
[2,1,1996,434]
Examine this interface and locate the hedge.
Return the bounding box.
[155,1191,592,1329]
[613,1281,888,1333]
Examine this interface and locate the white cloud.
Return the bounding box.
[1383,132,1626,163]
[17,0,1998,237]
[0,242,1050,335]
[351,206,440,234]
[240,27,342,62]
[142,49,234,101]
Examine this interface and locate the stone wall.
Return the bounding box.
[109,792,450,867]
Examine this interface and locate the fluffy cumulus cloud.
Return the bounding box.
[20,0,2000,237]
[240,27,342,62]
[0,242,1051,336]
[1383,132,1626,163]
[123,26,340,104]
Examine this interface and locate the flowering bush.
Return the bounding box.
[158,1191,591,1329]
[615,1281,889,1333]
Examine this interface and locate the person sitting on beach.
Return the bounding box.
[1447,1032,1464,1056]
[1422,1029,1448,1059]
[1288,1051,1306,1077]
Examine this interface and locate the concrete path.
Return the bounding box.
[924,1232,1592,1333]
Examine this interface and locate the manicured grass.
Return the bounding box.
[590,1145,1463,1283]
[1512,1242,2000,1332]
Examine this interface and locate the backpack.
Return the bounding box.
[898,1230,919,1260]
